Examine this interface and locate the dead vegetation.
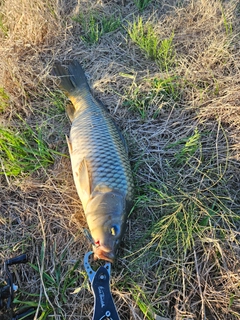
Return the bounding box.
[0,0,240,319]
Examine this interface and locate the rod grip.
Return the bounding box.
[5,254,28,266]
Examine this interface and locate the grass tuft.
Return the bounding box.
[0,13,8,37]
[0,88,9,112]
[73,11,121,44]
[128,16,175,70]
[220,3,233,35]
[0,121,60,176]
[166,128,201,165]
[122,74,181,119]
[132,284,157,320]
[133,0,152,12]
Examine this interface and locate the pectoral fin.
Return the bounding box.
[66,135,72,153]
[76,159,91,210]
[66,102,75,122]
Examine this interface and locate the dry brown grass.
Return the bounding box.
[0,0,240,319]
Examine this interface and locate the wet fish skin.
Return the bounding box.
[53,60,134,262]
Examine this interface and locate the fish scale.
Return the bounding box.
[70,99,132,189]
[53,60,134,262]
[71,110,131,193]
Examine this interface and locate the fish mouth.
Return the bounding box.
[93,246,115,263]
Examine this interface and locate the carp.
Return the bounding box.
[53,60,134,262]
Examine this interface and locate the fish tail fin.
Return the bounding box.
[52,60,90,97]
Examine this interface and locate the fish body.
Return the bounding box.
[53,61,134,262]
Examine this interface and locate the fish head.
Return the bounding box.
[85,190,127,262]
[91,219,124,262]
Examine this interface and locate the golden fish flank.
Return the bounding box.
[53,60,134,262]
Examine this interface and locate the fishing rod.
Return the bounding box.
[0,254,35,320]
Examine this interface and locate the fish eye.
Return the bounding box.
[110,225,120,237]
